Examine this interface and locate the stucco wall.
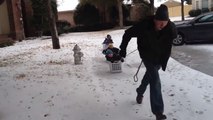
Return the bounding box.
[168,5,192,17]
[192,0,213,10]
[58,10,76,26]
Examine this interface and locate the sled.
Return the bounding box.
[108,61,122,73]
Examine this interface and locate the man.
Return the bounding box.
[119,4,177,120]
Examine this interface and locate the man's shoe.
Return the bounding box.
[155,113,167,120]
[136,94,143,104]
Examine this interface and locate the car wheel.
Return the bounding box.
[173,34,184,46]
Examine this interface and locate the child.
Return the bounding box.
[102,43,124,63]
[102,34,113,50]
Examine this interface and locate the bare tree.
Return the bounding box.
[47,0,60,49]
[117,0,123,28]
[149,0,154,15]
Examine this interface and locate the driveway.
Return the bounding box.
[171,44,213,77]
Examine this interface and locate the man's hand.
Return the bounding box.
[119,50,126,58]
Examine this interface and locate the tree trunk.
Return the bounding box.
[117,0,123,28]
[181,0,185,21]
[150,0,154,15]
[47,0,60,49]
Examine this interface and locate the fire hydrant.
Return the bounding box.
[73,44,83,65]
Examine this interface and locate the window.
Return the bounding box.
[197,14,213,23]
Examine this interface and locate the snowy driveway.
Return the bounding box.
[172,44,213,77]
[0,30,213,120]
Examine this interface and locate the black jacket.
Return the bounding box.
[120,16,177,71]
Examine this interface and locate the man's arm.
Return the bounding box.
[119,26,138,58]
[161,21,177,71]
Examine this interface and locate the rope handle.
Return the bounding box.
[126,49,137,56]
[133,60,143,82]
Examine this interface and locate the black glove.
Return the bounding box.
[119,50,126,58]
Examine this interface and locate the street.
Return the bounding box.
[171,44,213,77]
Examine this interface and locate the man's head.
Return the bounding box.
[154,4,169,31]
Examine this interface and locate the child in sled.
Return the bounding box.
[102,43,124,63]
[102,34,113,50]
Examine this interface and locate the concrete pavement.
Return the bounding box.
[171,45,213,77]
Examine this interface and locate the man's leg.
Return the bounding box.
[148,65,166,119]
[136,60,152,104]
[136,71,150,95]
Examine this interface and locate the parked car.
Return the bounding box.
[173,12,213,45]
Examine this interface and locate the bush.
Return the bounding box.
[189,9,202,17]
[74,3,100,26]
[0,39,15,48]
[201,8,209,13]
[69,23,115,32]
[30,0,58,36]
[56,20,71,35]
[108,4,130,25]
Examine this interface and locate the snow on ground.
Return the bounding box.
[190,44,213,53]
[0,29,213,120]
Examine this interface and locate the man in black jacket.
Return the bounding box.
[119,4,177,120]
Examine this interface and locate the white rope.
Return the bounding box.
[126,49,137,56]
[122,49,142,82]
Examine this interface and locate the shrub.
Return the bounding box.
[30,0,57,36]
[69,23,115,32]
[56,20,71,35]
[108,4,130,25]
[74,3,100,26]
[0,39,15,48]
[189,9,202,17]
[201,8,209,13]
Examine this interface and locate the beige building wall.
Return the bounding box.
[0,1,10,35]
[192,0,213,10]
[168,5,192,17]
[58,10,76,26]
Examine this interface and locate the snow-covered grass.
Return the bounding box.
[0,29,213,120]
